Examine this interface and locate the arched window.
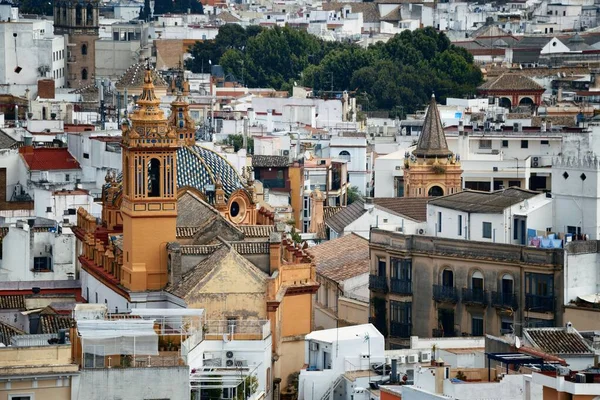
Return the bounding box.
[339,150,351,162]
[124,156,130,195]
[86,3,94,25]
[81,44,87,56]
[428,185,444,197]
[61,4,67,23]
[472,271,484,292]
[442,269,453,287]
[501,274,514,295]
[75,4,82,25]
[81,68,88,80]
[148,158,161,197]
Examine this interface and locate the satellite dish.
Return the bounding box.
[515,337,521,349]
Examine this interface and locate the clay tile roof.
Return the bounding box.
[116,63,167,90]
[0,295,25,310]
[413,94,452,158]
[305,233,369,283]
[0,321,25,345]
[238,225,275,238]
[0,131,17,150]
[478,74,544,91]
[216,11,241,22]
[252,155,289,168]
[323,206,344,220]
[373,197,429,222]
[20,148,81,171]
[40,314,74,334]
[321,2,380,23]
[525,327,593,354]
[325,200,367,234]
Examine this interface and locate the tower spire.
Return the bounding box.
[413,94,452,159]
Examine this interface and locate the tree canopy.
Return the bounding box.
[18,0,53,16]
[188,26,482,114]
[154,0,203,15]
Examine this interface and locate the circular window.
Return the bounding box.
[230,201,240,217]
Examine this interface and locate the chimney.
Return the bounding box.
[309,189,325,234]
[37,79,55,100]
[269,231,282,274]
[364,197,374,211]
[266,109,274,132]
[167,242,183,285]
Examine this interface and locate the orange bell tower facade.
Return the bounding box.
[120,66,180,291]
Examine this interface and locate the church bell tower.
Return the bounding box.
[120,66,180,291]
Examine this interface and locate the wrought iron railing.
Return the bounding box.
[492,291,518,309]
[369,275,387,292]
[462,288,488,306]
[433,285,459,303]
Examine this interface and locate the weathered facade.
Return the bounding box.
[369,229,564,349]
[54,0,99,88]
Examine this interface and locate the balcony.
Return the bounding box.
[390,279,412,295]
[261,178,286,189]
[492,291,518,310]
[369,274,388,293]
[462,288,488,307]
[525,294,555,313]
[390,322,411,338]
[369,316,387,337]
[432,328,459,338]
[67,56,76,63]
[433,285,459,303]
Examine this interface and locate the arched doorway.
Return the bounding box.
[519,97,534,109]
[428,185,444,197]
[498,97,512,109]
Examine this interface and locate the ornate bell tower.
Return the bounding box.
[168,80,196,147]
[54,0,99,88]
[120,66,180,291]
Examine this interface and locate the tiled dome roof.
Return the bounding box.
[115,63,168,90]
[103,145,245,205]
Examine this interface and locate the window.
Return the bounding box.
[521,140,528,149]
[83,345,104,368]
[508,180,521,188]
[437,211,442,232]
[391,258,411,281]
[81,44,87,55]
[227,317,237,333]
[390,301,411,324]
[338,150,351,162]
[458,215,463,236]
[502,140,509,148]
[541,140,549,145]
[9,396,33,400]
[81,68,88,80]
[525,273,553,297]
[501,317,513,334]
[46,206,52,213]
[65,173,70,182]
[479,139,492,149]
[147,158,161,197]
[471,315,484,336]
[95,292,98,303]
[33,257,51,272]
[482,222,492,239]
[377,257,386,277]
[442,269,453,287]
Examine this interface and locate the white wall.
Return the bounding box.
[342,206,423,239]
[81,268,130,313]
[564,252,600,304]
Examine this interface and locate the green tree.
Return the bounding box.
[347,186,362,205]
[223,134,254,154]
[19,0,52,15]
[235,375,259,400]
[138,0,151,21]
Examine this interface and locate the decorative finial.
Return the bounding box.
[431,92,435,99]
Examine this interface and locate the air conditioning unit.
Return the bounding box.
[45,245,52,253]
[226,359,234,367]
[395,166,402,170]
[533,157,539,162]
[396,227,403,232]
[226,351,234,359]
[417,228,426,235]
[407,354,418,363]
[533,161,539,168]
[396,355,406,364]
[575,373,586,383]
[493,167,499,172]
[282,150,290,156]
[310,342,319,351]
[235,359,248,367]
[420,351,431,363]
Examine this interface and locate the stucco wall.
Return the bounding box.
[76,367,189,400]
[564,306,600,331]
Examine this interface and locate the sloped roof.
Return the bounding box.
[413,94,452,158]
[478,74,544,91]
[472,25,509,38]
[238,225,274,238]
[428,188,539,213]
[324,206,344,220]
[252,155,289,168]
[0,130,17,149]
[373,197,429,222]
[0,321,25,345]
[322,2,380,23]
[525,327,593,354]
[325,200,366,234]
[40,314,74,334]
[380,6,402,21]
[165,245,267,299]
[115,63,168,90]
[567,34,592,52]
[0,295,25,310]
[216,11,241,23]
[20,148,81,171]
[305,233,369,283]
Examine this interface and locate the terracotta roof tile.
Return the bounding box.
[0,321,25,345]
[325,200,367,234]
[20,148,81,171]
[429,187,539,213]
[478,74,544,91]
[321,2,380,23]
[40,314,74,334]
[238,225,275,238]
[525,327,592,354]
[306,233,369,283]
[0,295,25,310]
[373,197,429,222]
[252,155,289,168]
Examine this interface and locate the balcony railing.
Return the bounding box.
[390,322,411,338]
[433,285,459,303]
[390,279,412,295]
[492,291,519,309]
[525,294,555,313]
[261,178,286,189]
[369,275,388,292]
[462,288,488,306]
[432,328,459,338]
